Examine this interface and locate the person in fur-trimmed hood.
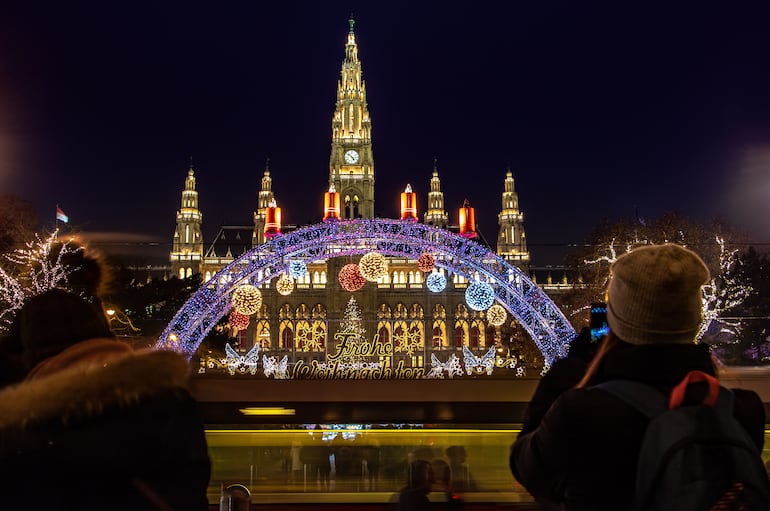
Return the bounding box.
[0,289,211,510]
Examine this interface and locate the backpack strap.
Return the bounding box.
[594,379,668,419]
[595,371,734,419]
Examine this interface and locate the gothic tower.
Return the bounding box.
[170,165,203,278]
[496,170,530,271]
[253,159,275,246]
[423,158,449,228]
[328,17,375,219]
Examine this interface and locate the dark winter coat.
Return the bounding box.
[510,343,766,511]
[0,347,211,510]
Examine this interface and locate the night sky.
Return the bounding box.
[2,1,770,265]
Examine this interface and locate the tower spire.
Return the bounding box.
[170,163,203,279]
[329,18,374,219]
[424,159,448,228]
[497,170,529,271]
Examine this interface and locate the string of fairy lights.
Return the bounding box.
[157,219,576,364]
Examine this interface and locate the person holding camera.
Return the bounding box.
[510,244,765,510]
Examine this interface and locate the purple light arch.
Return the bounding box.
[156,219,575,364]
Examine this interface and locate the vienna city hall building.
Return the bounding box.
[167,18,546,375]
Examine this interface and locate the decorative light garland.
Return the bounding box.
[417,252,435,272]
[288,260,308,279]
[231,284,262,315]
[426,271,447,293]
[358,252,388,282]
[465,281,495,311]
[487,303,507,326]
[275,273,294,295]
[339,263,366,292]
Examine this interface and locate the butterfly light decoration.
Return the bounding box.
[223,342,260,375]
[426,353,464,379]
[263,354,289,379]
[462,345,496,375]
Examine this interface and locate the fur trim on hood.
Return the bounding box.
[0,348,191,430]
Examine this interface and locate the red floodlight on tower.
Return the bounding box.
[459,199,477,238]
[400,184,418,222]
[323,184,340,222]
[264,199,282,238]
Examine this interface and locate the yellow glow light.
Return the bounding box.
[239,407,296,416]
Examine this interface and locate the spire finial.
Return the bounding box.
[189,155,194,169]
[433,156,438,170]
[265,156,270,170]
[349,14,355,34]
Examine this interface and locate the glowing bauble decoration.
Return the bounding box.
[288,260,308,279]
[231,284,262,315]
[358,252,388,282]
[487,304,507,326]
[417,252,435,272]
[229,310,250,332]
[426,271,447,293]
[276,273,294,296]
[339,263,366,292]
[465,281,495,311]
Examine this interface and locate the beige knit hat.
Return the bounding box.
[606,244,710,345]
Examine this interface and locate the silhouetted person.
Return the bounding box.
[398,459,435,511]
[0,289,211,510]
[445,446,476,493]
[511,244,766,511]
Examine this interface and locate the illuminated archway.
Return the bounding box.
[157,219,575,364]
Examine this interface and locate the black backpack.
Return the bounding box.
[596,370,770,511]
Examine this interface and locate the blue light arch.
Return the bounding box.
[157,219,575,364]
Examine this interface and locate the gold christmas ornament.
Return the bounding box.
[276,273,294,296]
[231,284,262,315]
[487,303,507,326]
[358,252,388,282]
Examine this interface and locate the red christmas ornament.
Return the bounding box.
[229,310,250,332]
[339,263,366,292]
[417,252,435,272]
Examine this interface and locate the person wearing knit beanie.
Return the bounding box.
[606,243,710,345]
[511,243,766,511]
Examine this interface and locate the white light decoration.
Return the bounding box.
[465,281,495,311]
[417,252,435,272]
[487,304,507,326]
[223,343,260,375]
[358,252,388,282]
[426,271,447,292]
[263,354,289,379]
[288,260,308,279]
[231,284,262,315]
[462,345,496,375]
[339,263,366,292]
[275,273,294,296]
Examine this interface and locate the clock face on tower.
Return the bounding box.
[344,150,360,164]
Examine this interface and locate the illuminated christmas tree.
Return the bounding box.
[336,296,367,362]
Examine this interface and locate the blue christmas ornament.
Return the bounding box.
[426,271,447,293]
[465,281,495,311]
[288,260,308,279]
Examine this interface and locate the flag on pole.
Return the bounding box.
[56,206,69,223]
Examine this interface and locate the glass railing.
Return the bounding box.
[205,424,530,505]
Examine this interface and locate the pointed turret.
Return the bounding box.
[496,170,529,271]
[328,16,375,219]
[170,163,203,279]
[423,158,449,228]
[253,158,276,246]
